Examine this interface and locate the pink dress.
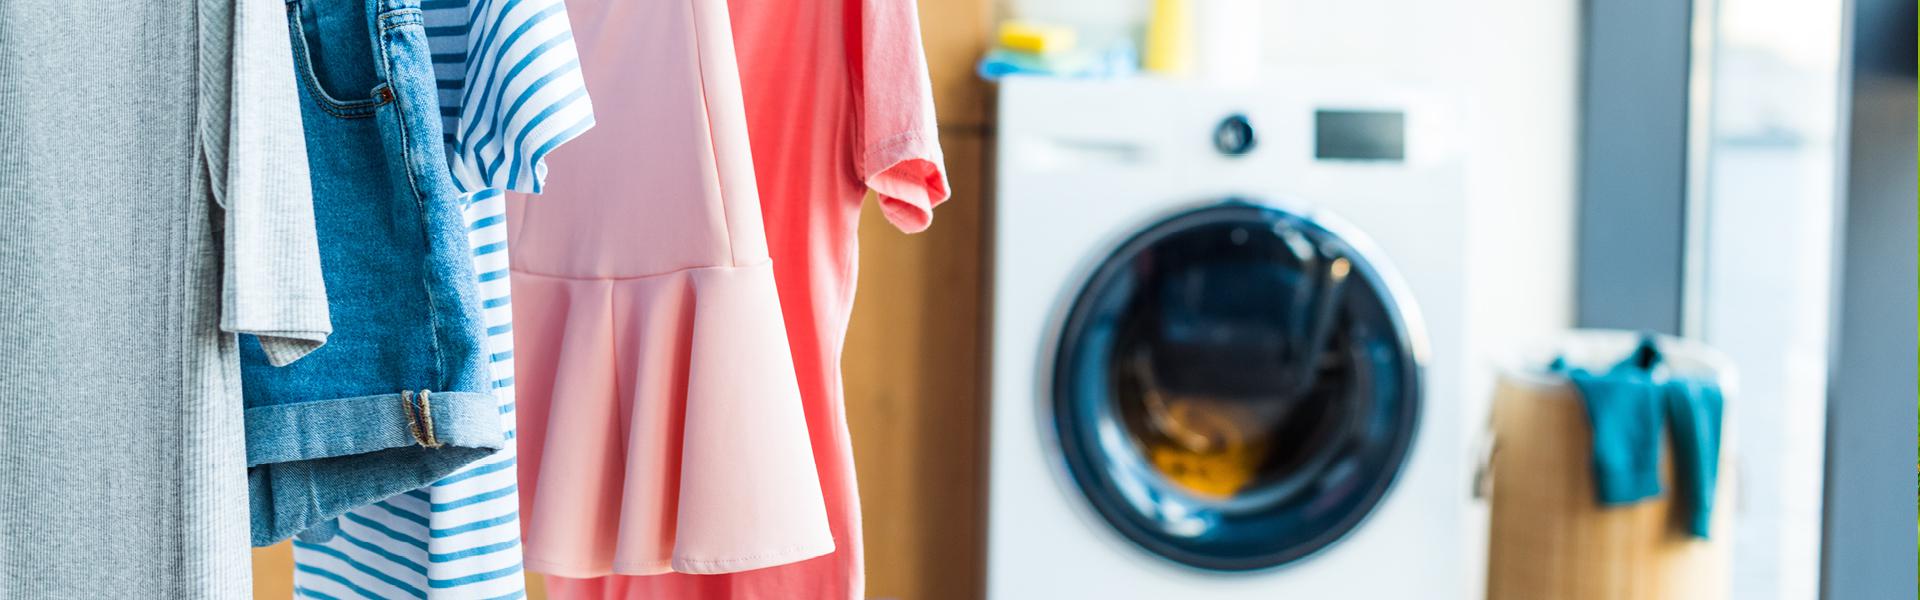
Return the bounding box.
[546,0,950,597]
[505,0,833,578]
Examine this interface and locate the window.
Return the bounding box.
[1694,0,1847,595]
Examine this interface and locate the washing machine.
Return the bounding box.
[986,75,1488,599]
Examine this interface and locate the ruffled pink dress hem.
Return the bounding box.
[512,259,833,577]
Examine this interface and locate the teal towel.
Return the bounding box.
[1554,335,1723,538]
[1556,340,1668,505]
[1664,377,1723,537]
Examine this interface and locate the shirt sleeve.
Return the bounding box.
[852,0,951,233]
[445,0,596,195]
[209,0,332,366]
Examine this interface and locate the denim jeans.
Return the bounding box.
[241,0,502,546]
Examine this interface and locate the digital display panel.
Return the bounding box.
[1314,109,1405,161]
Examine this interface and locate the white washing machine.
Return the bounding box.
[986,76,1488,599]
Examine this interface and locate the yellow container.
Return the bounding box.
[997,21,1076,55]
[1143,0,1193,76]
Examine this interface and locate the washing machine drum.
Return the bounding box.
[1051,201,1420,572]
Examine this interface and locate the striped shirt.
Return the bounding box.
[291,0,593,597]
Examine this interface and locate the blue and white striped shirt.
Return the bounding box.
[291,0,592,597]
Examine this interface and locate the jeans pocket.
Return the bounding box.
[286,0,391,119]
[374,8,461,204]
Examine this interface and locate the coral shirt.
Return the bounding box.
[545,0,949,597]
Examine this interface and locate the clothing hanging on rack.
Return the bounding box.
[242,0,507,547]
[2,0,945,593]
[287,0,595,596]
[506,0,833,579]
[544,0,950,597]
[0,0,326,595]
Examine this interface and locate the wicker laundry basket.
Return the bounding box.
[1486,331,1736,600]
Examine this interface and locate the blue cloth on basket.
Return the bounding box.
[1552,334,1722,538]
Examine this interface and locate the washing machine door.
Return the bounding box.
[1050,201,1421,572]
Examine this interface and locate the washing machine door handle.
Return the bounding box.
[1282,249,1352,399]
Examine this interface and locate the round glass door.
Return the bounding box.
[1050,201,1421,572]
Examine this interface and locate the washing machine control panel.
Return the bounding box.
[1212,108,1408,161]
[1213,114,1258,157]
[1313,109,1406,161]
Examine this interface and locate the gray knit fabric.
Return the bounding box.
[0,0,326,597]
[208,0,331,367]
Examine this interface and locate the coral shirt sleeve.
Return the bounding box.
[852,0,951,233]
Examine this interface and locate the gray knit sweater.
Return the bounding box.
[0,0,327,596]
